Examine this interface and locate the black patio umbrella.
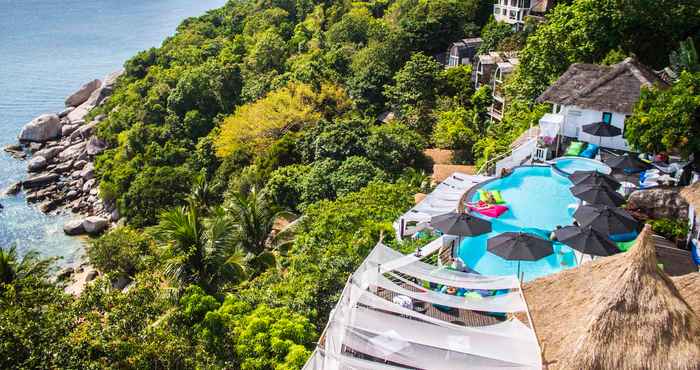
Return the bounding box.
[488,232,553,260]
[554,225,620,257]
[570,183,625,207]
[488,232,554,278]
[569,170,621,191]
[430,211,492,237]
[604,153,649,172]
[582,122,622,138]
[573,204,639,235]
[582,122,622,148]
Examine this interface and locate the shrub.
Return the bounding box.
[88,227,155,276]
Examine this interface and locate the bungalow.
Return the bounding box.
[473,52,502,89]
[536,57,668,152]
[473,52,518,121]
[490,57,518,121]
[445,37,482,68]
[493,0,557,30]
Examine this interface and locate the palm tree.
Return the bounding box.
[153,201,248,295]
[226,188,298,273]
[0,246,51,285]
[670,37,700,76]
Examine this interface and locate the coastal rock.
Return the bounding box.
[61,124,79,137]
[52,161,73,174]
[85,270,98,282]
[58,142,86,161]
[58,107,75,118]
[82,216,108,235]
[4,145,26,160]
[19,114,62,142]
[63,219,85,235]
[27,155,48,172]
[80,163,95,180]
[28,142,43,153]
[23,173,59,189]
[71,121,97,141]
[110,208,119,222]
[627,187,689,220]
[111,275,131,290]
[4,144,23,153]
[86,136,107,155]
[83,178,96,192]
[34,145,65,161]
[2,182,22,196]
[40,199,60,213]
[65,79,101,107]
[57,267,74,281]
[73,160,87,170]
[65,190,79,200]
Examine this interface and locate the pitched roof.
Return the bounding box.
[523,225,700,370]
[536,58,668,114]
[681,182,700,210]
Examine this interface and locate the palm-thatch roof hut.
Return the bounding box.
[536,57,668,115]
[681,182,700,210]
[523,225,700,370]
[674,272,700,314]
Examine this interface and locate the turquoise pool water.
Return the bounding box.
[459,166,579,281]
[552,157,611,175]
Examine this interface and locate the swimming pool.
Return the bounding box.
[459,166,579,281]
[551,157,611,175]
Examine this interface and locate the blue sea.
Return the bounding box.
[0,0,227,266]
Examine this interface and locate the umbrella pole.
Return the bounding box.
[517,261,521,281]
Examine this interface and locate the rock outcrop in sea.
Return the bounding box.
[4,70,124,236]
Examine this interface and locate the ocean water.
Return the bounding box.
[0,0,227,266]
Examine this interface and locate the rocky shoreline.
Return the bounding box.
[2,70,123,237]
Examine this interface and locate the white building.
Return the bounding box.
[535,57,668,152]
[493,0,555,29]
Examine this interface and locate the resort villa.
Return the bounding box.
[493,0,557,30]
[445,38,482,68]
[535,57,668,153]
[472,52,519,121]
[304,53,700,369]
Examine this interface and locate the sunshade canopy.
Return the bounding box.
[604,154,649,171]
[582,122,622,137]
[573,204,638,235]
[554,225,620,257]
[487,232,554,261]
[570,184,625,207]
[430,212,492,236]
[569,170,621,190]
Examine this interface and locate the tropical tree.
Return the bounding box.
[625,71,700,161]
[154,201,248,295]
[0,246,51,286]
[226,189,298,272]
[670,37,700,76]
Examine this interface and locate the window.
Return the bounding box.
[602,112,612,124]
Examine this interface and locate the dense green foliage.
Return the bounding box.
[625,71,700,159]
[6,0,700,368]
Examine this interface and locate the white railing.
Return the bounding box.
[478,137,537,176]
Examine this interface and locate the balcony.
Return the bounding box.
[493,4,530,24]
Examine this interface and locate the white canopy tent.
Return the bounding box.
[394,173,492,240]
[303,240,543,370]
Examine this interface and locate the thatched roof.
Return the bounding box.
[523,225,700,370]
[674,273,700,313]
[536,58,668,114]
[681,182,700,210]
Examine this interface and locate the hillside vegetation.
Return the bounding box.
[2,0,699,368]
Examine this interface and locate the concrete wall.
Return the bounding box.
[559,105,630,151]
